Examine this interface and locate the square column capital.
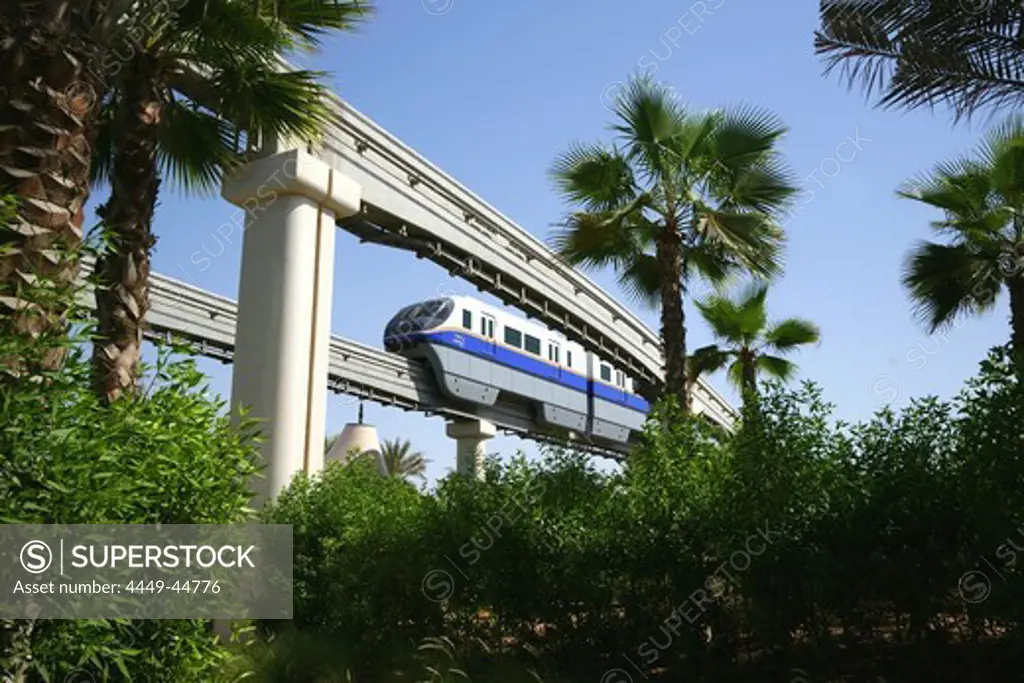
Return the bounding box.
[222,148,361,219]
[446,419,497,441]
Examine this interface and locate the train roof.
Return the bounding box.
[394,294,573,344]
[448,294,573,341]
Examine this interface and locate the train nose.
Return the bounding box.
[383,298,453,353]
[383,317,422,352]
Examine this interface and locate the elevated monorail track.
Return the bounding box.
[237,87,735,424]
[77,261,640,458]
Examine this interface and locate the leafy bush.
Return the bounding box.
[1,345,259,526]
[0,235,261,681]
[9,191,1019,681]
[219,630,565,683]
[261,345,1024,682]
[260,458,438,659]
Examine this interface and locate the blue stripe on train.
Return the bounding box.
[394,329,649,413]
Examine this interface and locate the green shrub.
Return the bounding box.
[219,630,566,683]
[1,345,259,526]
[0,234,261,682]
[259,347,1024,682]
[260,457,438,661]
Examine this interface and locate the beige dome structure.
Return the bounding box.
[325,405,387,476]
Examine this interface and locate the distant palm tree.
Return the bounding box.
[687,283,819,399]
[548,75,796,409]
[815,0,1024,120]
[380,438,428,483]
[898,115,1024,377]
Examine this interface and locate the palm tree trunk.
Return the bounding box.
[92,54,162,402]
[0,2,105,377]
[741,353,757,399]
[656,229,688,411]
[1009,276,1024,381]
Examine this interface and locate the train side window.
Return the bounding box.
[566,350,572,368]
[481,314,495,339]
[524,334,541,355]
[548,342,560,364]
[504,326,522,348]
[600,364,612,382]
[462,310,472,330]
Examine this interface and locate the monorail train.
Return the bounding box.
[383,295,649,444]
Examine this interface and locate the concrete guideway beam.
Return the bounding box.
[74,259,641,460]
[176,59,737,431]
[222,143,361,505]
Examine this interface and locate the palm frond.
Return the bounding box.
[549,142,639,212]
[896,156,994,219]
[683,240,747,286]
[764,318,821,351]
[686,344,732,382]
[253,0,374,50]
[901,240,1003,331]
[171,0,295,64]
[734,281,770,341]
[673,110,722,167]
[726,358,746,390]
[609,75,690,183]
[206,64,334,148]
[980,114,1024,205]
[694,206,785,278]
[708,104,789,173]
[615,252,662,309]
[755,354,798,382]
[548,210,647,271]
[815,0,1024,120]
[977,113,1024,163]
[898,164,1014,243]
[721,157,799,216]
[696,281,769,345]
[380,438,428,481]
[695,293,745,343]
[157,101,239,195]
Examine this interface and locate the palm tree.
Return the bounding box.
[688,282,819,399]
[898,115,1024,377]
[380,438,428,483]
[90,0,371,401]
[815,0,1024,120]
[0,0,142,376]
[548,76,796,408]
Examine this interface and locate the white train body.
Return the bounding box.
[383,295,649,445]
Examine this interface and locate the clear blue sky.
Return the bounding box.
[87,1,1008,485]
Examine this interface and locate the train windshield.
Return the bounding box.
[383,298,453,348]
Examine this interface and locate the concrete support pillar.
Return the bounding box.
[445,418,495,481]
[222,146,361,506]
